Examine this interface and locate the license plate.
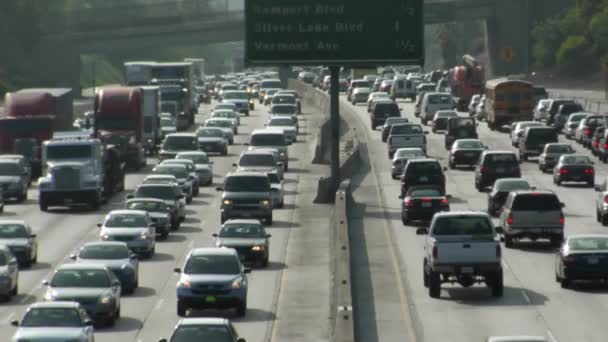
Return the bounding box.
[461,267,473,274]
[205,296,217,303]
[419,176,428,182]
[421,202,432,208]
[496,167,505,173]
[588,257,599,264]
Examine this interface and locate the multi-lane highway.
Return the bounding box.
[0,97,329,341]
[343,93,608,342]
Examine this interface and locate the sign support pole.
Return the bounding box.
[330,66,340,194]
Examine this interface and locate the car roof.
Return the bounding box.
[56,263,109,271]
[176,151,207,156]
[189,247,238,257]
[511,189,556,196]
[126,197,165,204]
[0,219,27,225]
[166,133,197,138]
[241,150,274,156]
[154,164,187,170]
[177,317,230,326]
[487,337,547,342]
[0,155,24,159]
[251,129,283,135]
[163,159,194,164]
[483,150,516,155]
[0,159,19,165]
[223,219,263,225]
[29,301,82,309]
[206,118,233,122]
[81,241,129,248]
[407,158,439,164]
[107,209,148,216]
[226,171,270,178]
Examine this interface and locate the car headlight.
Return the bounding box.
[101,234,110,240]
[279,152,286,158]
[178,280,191,289]
[44,291,55,301]
[223,199,232,205]
[252,245,265,251]
[140,232,149,240]
[99,295,112,305]
[261,200,270,206]
[231,277,244,289]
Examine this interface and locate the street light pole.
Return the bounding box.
[329,66,340,195]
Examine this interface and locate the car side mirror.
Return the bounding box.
[424,131,429,135]
[96,223,102,228]
[212,233,219,238]
[398,195,403,199]
[10,320,19,327]
[42,280,49,286]
[173,267,182,273]
[243,267,252,274]
[271,188,279,192]
[84,320,94,326]
[446,194,452,199]
[442,167,448,171]
[126,194,134,199]
[494,226,504,234]
[232,163,238,167]
[237,338,247,342]
[244,143,250,146]
[30,234,36,238]
[69,254,77,260]
[112,281,121,288]
[595,185,602,192]
[266,234,272,238]
[216,187,224,192]
[561,202,566,208]
[130,254,138,260]
[159,339,168,342]
[415,227,428,235]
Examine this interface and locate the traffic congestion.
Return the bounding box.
[0,65,307,341]
[296,59,608,341]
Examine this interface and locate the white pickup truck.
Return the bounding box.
[387,123,429,158]
[417,211,504,298]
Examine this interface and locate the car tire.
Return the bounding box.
[560,277,570,289]
[428,271,441,298]
[423,260,429,288]
[222,147,228,156]
[491,269,504,297]
[262,256,269,268]
[602,215,608,227]
[18,190,27,203]
[448,161,455,169]
[401,214,409,225]
[504,234,514,248]
[265,214,273,225]
[177,300,187,317]
[236,299,247,317]
[39,198,48,212]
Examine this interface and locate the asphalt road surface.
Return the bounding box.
[0,99,320,342]
[344,94,608,342]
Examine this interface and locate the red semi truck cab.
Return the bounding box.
[449,55,485,111]
[94,86,147,170]
[1,91,65,178]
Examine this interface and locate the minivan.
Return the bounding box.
[391,76,416,101]
[420,93,454,125]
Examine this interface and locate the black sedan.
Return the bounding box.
[381,117,409,142]
[448,139,486,169]
[555,234,608,288]
[213,219,271,267]
[398,185,450,225]
[487,178,531,216]
[553,154,595,186]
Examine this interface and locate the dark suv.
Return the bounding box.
[130,183,184,230]
[474,151,521,191]
[400,159,446,197]
[518,126,558,161]
[217,172,275,224]
[370,101,401,130]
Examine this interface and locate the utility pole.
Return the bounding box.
[329,66,340,194]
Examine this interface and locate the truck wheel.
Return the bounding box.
[423,260,429,288]
[39,198,48,212]
[504,235,514,248]
[491,269,504,297]
[177,300,188,317]
[560,277,570,289]
[428,271,441,298]
[265,214,273,225]
[18,190,27,203]
[602,215,608,227]
[551,236,564,247]
[236,299,247,317]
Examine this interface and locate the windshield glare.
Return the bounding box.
[153,166,188,179]
[197,128,223,138]
[126,201,166,212]
[206,120,231,128]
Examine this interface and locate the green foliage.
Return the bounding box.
[532,0,608,72]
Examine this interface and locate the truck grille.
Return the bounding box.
[52,167,80,189]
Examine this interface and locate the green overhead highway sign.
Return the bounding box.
[245,0,424,66]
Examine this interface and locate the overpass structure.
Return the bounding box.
[33,0,532,90]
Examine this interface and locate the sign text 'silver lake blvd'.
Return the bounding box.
[245,0,424,66]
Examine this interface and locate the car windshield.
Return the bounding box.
[271,106,297,115]
[269,118,295,126]
[79,245,129,260]
[546,145,574,154]
[485,154,517,164]
[160,118,176,127]
[386,118,409,126]
[21,308,83,327]
[250,134,286,146]
[391,125,422,135]
[136,186,176,200]
[197,128,224,138]
[152,165,188,179]
[495,180,530,191]
[408,162,441,174]
[395,149,424,158]
[568,237,608,251]
[569,114,588,122]
[0,223,28,238]
[213,111,235,118]
[220,223,265,238]
[273,96,296,104]
[178,154,209,164]
[239,154,276,167]
[561,155,592,165]
[184,255,241,275]
[223,92,248,99]
[171,325,232,342]
[428,95,452,104]
[225,176,270,192]
[409,188,442,197]
[456,140,483,149]
[206,120,232,128]
[163,137,198,150]
[261,81,282,88]
[433,216,493,235]
[104,214,148,228]
[51,269,111,287]
[126,201,166,212]
[374,103,399,115]
[436,111,458,118]
[512,194,561,210]
[0,163,20,176]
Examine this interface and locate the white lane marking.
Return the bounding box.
[153,298,164,311]
[501,260,512,273]
[2,312,15,325]
[547,329,558,342]
[520,289,531,304]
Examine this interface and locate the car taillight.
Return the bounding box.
[559,168,568,175]
[562,255,575,265]
[604,195,608,204]
[585,128,592,136]
[585,168,594,174]
[432,246,438,258]
[480,166,489,174]
[422,197,432,202]
[594,140,600,147]
[559,214,565,225]
[440,197,449,205]
[496,245,502,259]
[404,197,413,207]
[507,213,513,225]
[603,143,608,150]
